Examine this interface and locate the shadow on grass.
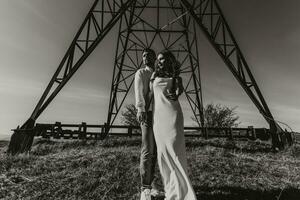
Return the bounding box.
[32,136,297,155]
[32,136,142,149]
[100,136,274,154]
[101,136,141,147]
[151,186,300,200]
[0,140,9,148]
[185,138,274,154]
[193,186,300,200]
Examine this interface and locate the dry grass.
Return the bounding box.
[0,137,299,200]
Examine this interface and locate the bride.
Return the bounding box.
[150,50,197,200]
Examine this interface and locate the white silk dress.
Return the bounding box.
[151,77,197,200]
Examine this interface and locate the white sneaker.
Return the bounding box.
[140,188,151,200]
[150,188,165,197]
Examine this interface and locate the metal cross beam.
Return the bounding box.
[31,0,135,121]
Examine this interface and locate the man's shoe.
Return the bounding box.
[140,188,151,200]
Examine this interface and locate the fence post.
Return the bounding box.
[128,126,133,137]
[100,123,108,139]
[81,122,87,140]
[248,126,256,140]
[204,127,208,139]
[229,128,233,140]
[252,126,256,140]
[54,122,62,139]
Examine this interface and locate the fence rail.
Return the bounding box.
[16,122,271,141]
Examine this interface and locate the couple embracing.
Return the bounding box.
[135,48,197,200]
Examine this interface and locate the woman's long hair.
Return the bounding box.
[155,50,181,95]
[155,50,181,78]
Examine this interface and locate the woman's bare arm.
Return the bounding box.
[176,76,184,96]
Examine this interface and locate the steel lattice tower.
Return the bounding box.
[106,0,204,134]
[8,0,286,154]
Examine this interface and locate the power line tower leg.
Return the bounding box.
[7,0,135,154]
[104,1,138,138]
[179,0,285,149]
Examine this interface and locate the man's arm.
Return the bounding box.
[134,70,146,123]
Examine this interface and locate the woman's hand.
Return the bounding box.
[166,89,178,101]
[166,77,183,101]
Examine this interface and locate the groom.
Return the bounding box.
[134,48,162,200]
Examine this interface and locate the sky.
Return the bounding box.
[0,0,300,140]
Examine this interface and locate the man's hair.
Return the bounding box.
[142,48,156,57]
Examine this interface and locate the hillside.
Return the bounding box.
[0,137,299,200]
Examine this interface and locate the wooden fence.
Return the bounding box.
[32,122,271,141]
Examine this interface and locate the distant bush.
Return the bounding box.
[192,103,240,127]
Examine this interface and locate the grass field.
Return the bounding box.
[0,136,299,200]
